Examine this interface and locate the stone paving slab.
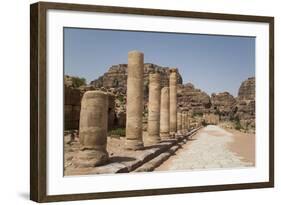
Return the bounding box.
[155,125,254,171]
[64,128,201,176]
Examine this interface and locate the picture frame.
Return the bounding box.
[30,1,274,202]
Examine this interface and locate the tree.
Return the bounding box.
[71,76,86,88]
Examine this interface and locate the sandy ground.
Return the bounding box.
[226,128,255,165]
[156,125,255,171]
[64,131,173,174]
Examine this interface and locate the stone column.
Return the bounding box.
[147,72,161,145]
[160,87,170,140]
[182,111,186,132]
[169,68,178,137]
[186,113,190,131]
[181,112,184,131]
[177,111,182,134]
[125,50,144,150]
[76,91,109,167]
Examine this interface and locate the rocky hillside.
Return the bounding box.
[177,83,211,116]
[235,77,255,130]
[90,63,182,99]
[65,65,255,132]
[211,92,236,120]
[238,77,255,100]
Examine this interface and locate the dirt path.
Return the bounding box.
[155,125,255,171]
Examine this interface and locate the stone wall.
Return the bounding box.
[64,85,83,130]
[64,85,116,131]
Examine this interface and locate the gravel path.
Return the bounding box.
[156,125,254,171]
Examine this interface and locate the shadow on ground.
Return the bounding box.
[109,156,136,163]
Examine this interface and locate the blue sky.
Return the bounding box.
[64,28,255,97]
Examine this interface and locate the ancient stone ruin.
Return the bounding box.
[64,50,256,172]
[125,51,144,150]
[75,91,109,167]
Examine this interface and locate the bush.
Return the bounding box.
[71,76,86,88]
[192,112,203,117]
[108,128,126,136]
[234,120,242,130]
[117,95,125,103]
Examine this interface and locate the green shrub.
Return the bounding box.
[71,76,86,88]
[192,112,203,117]
[108,128,125,136]
[117,95,124,103]
[234,120,242,130]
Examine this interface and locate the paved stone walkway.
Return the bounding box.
[156,125,254,171]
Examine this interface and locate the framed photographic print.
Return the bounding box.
[30,1,274,202]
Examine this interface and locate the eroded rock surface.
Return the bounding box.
[177,83,211,115]
[235,77,255,130]
[211,92,236,120]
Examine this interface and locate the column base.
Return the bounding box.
[169,131,176,138]
[145,135,161,146]
[124,139,144,150]
[160,132,172,140]
[73,149,109,168]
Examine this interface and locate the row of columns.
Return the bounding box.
[75,50,190,167]
[125,51,183,150]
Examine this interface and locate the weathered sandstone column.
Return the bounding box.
[125,50,144,150]
[169,68,178,137]
[177,111,182,134]
[147,72,161,145]
[182,111,187,132]
[76,91,109,167]
[160,87,170,140]
[186,113,190,130]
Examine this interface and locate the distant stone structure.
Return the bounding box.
[204,113,220,125]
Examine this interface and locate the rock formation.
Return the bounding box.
[211,92,236,120]
[177,83,211,116]
[235,77,255,130]
[90,63,182,92]
[65,65,256,133]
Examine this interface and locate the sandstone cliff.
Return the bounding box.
[90,63,182,97]
[64,68,255,133]
[235,77,255,130]
[211,92,236,120]
[177,83,211,116]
